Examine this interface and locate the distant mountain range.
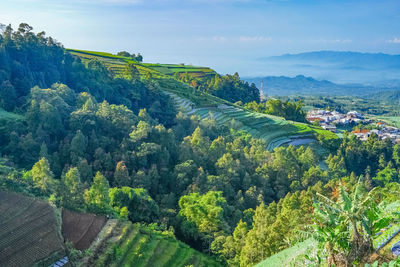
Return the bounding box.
[255,51,400,85]
[267,51,400,69]
[244,75,400,96]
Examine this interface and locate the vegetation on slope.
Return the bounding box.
[67,45,339,151]
[82,221,220,267]
[5,23,400,267]
[0,23,338,266]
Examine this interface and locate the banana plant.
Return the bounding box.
[313,179,393,266]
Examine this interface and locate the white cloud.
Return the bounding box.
[72,0,142,5]
[212,36,228,42]
[239,36,272,42]
[311,38,352,44]
[387,37,400,44]
[196,36,228,42]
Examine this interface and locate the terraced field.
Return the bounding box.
[0,191,65,267]
[83,221,220,267]
[166,91,317,150]
[67,49,336,150]
[67,49,215,78]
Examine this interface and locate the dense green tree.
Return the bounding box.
[61,167,84,209]
[178,191,228,250]
[114,161,130,187]
[31,157,56,195]
[244,99,307,122]
[84,171,111,213]
[70,130,87,164]
[0,80,17,110]
[109,186,159,222]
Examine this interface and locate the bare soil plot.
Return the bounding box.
[61,209,107,250]
[0,191,65,267]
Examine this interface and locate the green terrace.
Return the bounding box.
[165,91,333,150]
[85,221,220,267]
[67,49,215,78]
[67,49,337,151]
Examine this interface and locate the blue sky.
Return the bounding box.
[1,0,400,76]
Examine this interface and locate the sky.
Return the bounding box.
[1,0,400,76]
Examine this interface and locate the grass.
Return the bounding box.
[85,222,220,267]
[255,238,318,267]
[376,116,400,128]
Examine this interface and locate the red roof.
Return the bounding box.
[352,129,370,134]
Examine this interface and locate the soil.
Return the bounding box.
[0,191,65,266]
[61,209,107,250]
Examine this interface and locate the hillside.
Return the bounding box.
[0,191,66,266]
[244,75,397,96]
[62,209,107,251]
[80,220,220,267]
[0,191,220,267]
[67,49,216,79]
[68,49,336,150]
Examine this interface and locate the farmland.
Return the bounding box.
[376,116,400,128]
[0,191,65,266]
[62,209,107,251]
[82,221,221,267]
[67,49,215,78]
[68,49,336,150]
[166,91,331,150]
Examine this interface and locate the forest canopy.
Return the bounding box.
[2,24,400,266]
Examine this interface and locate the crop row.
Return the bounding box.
[86,222,219,267]
[375,224,400,250]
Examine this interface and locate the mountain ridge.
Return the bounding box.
[244,75,400,96]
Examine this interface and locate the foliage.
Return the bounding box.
[178,191,228,248]
[109,186,159,222]
[176,72,260,104]
[30,157,57,195]
[84,172,111,213]
[245,99,307,123]
[313,181,393,266]
[4,23,400,267]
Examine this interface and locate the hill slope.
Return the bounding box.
[68,49,336,150]
[67,49,216,79]
[81,220,221,267]
[244,75,397,96]
[0,191,66,266]
[0,190,220,267]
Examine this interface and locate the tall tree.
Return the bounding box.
[84,171,111,213]
[114,161,131,187]
[61,167,84,209]
[31,157,56,195]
